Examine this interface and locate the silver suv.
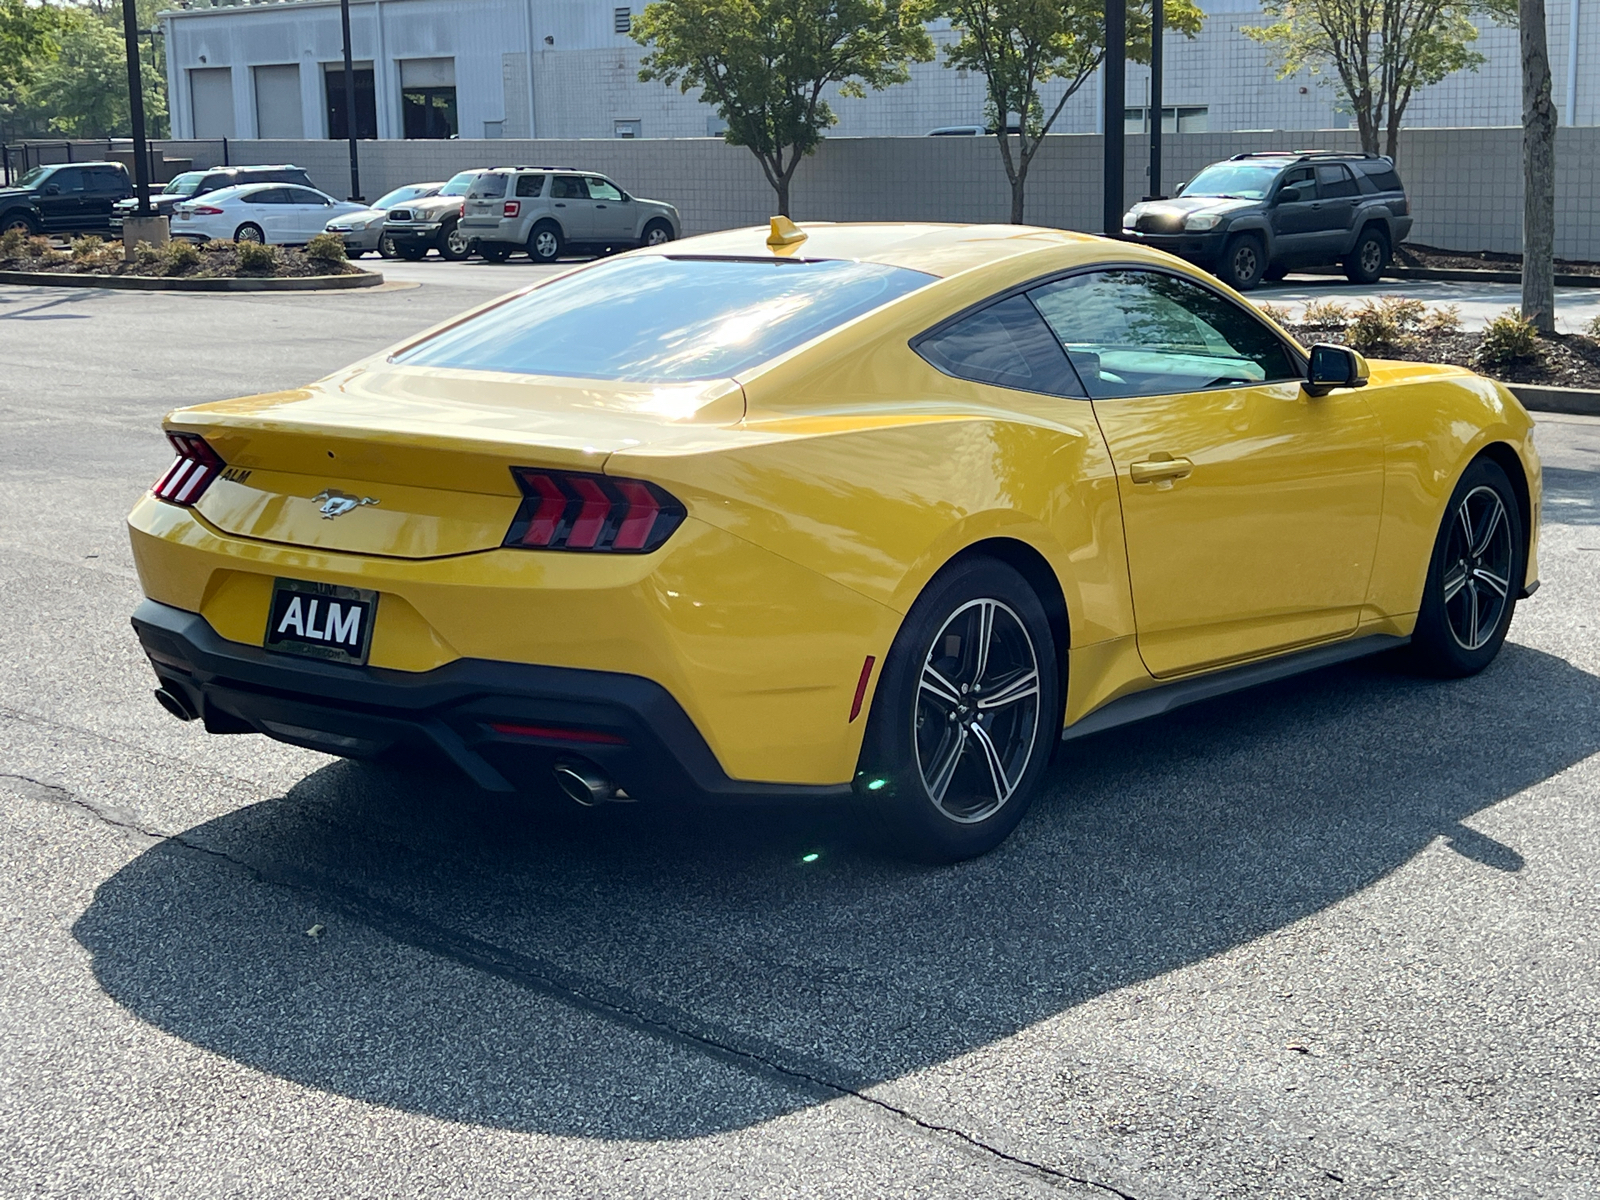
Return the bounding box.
[460,167,681,263]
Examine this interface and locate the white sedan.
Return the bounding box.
[171,183,368,246]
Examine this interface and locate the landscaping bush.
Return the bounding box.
[202,239,232,254]
[70,235,119,269]
[235,240,278,272]
[1300,298,1350,329]
[131,240,163,267]
[0,227,29,260]
[1474,309,1541,369]
[1254,301,1294,326]
[304,232,347,266]
[1586,314,1600,338]
[1419,304,1463,336]
[161,238,201,274]
[1346,296,1427,355]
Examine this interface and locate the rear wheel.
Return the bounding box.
[1218,233,1266,290]
[1344,226,1389,284]
[477,242,513,263]
[1409,457,1524,677]
[856,558,1059,863]
[528,221,563,263]
[234,223,264,243]
[437,219,472,262]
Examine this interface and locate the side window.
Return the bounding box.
[1027,270,1298,400]
[587,177,624,202]
[246,188,289,205]
[48,168,86,192]
[915,294,1085,398]
[1315,164,1359,199]
[1364,167,1403,193]
[550,175,588,200]
[88,168,126,192]
[285,187,328,205]
[515,174,545,198]
[1278,166,1314,199]
[199,174,229,194]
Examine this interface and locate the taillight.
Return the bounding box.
[504,469,685,553]
[191,205,224,215]
[503,200,520,218]
[151,432,224,506]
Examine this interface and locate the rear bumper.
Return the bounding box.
[132,598,853,804]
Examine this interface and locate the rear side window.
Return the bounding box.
[1315,164,1359,199]
[515,174,545,197]
[394,255,934,382]
[245,188,290,205]
[915,294,1085,397]
[1362,167,1403,192]
[551,176,588,199]
[471,174,508,199]
[88,167,126,192]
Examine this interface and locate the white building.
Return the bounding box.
[162,0,1598,143]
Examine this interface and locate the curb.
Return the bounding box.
[0,266,383,291]
[1382,265,1600,288]
[1507,383,1600,417]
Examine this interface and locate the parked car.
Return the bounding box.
[171,183,367,246]
[111,164,316,233]
[1121,151,1413,290]
[127,221,1539,862]
[0,161,132,236]
[323,181,443,257]
[381,170,497,262]
[460,166,680,262]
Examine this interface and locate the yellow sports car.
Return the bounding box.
[128,220,1541,860]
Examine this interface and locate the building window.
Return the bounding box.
[614,7,632,32]
[324,65,377,139]
[1124,105,1208,134]
[399,58,457,139]
[614,119,641,139]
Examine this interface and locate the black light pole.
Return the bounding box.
[120,0,152,217]
[1102,0,1126,236]
[1148,0,1163,199]
[339,0,363,201]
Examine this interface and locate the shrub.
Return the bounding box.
[1474,309,1541,369]
[1300,298,1350,329]
[202,238,232,254]
[1254,301,1294,326]
[70,235,104,261]
[1585,313,1600,339]
[1419,304,1463,336]
[304,231,347,265]
[0,227,29,260]
[236,239,278,272]
[26,235,56,260]
[1346,295,1427,355]
[131,240,163,267]
[161,238,201,274]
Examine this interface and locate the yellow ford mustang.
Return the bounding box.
[128,220,1541,860]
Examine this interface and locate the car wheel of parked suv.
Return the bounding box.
[396,243,429,261]
[3,212,38,236]
[234,223,264,243]
[1219,233,1266,291]
[438,220,472,262]
[642,219,674,247]
[528,221,563,263]
[477,243,513,263]
[1344,226,1389,285]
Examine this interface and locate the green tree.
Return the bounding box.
[25,8,167,139]
[633,0,934,216]
[0,0,65,137]
[1245,0,1498,159]
[911,0,1203,223]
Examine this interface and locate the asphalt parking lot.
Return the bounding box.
[1,276,1597,1199]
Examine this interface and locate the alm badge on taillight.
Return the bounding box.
[151,432,224,506]
[503,468,686,553]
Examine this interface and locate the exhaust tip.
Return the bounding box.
[153,687,197,722]
[553,760,619,806]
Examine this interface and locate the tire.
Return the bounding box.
[855,558,1060,863]
[395,242,429,261]
[1408,457,1524,678]
[527,220,563,263]
[2,210,38,236]
[378,233,398,259]
[641,219,674,248]
[437,219,472,262]
[234,223,265,243]
[477,242,513,263]
[1263,263,1290,282]
[1344,226,1389,284]
[1218,233,1267,291]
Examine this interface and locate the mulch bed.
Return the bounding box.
[1284,322,1600,390]
[0,242,363,280]
[1395,243,1600,278]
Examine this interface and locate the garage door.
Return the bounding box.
[190,68,236,139]
[254,65,304,138]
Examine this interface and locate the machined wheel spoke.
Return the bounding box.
[1443,563,1469,602]
[1471,498,1505,558]
[968,720,1015,805]
[920,663,962,708]
[976,669,1039,711]
[1466,585,1481,646]
[1474,567,1509,597]
[923,725,966,804]
[972,601,995,683]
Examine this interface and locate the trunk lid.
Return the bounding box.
[176,365,745,559]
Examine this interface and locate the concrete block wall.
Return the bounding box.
[158,126,1600,260]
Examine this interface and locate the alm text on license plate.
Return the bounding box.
[264,579,378,665]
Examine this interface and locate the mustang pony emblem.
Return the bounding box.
[311,488,380,519]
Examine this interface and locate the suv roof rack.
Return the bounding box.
[490,165,578,171]
[1227,150,1384,162]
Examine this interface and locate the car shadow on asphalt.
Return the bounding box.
[73,641,1600,1139]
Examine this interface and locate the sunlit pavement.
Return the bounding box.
[2,279,1598,1198]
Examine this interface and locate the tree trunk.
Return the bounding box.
[1010,164,1027,223]
[773,174,790,218]
[1520,0,1557,333]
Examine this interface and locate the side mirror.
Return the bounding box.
[1276,183,1311,205]
[44,184,60,195]
[1305,344,1369,396]
[1175,180,1189,194]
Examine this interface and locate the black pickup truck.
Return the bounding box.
[0,161,134,237]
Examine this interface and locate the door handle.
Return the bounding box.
[1130,457,1194,484]
[554,202,566,207]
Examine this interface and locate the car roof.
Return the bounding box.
[655,221,1140,280]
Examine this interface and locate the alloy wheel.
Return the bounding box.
[445,228,469,255]
[1233,243,1258,281]
[1441,485,1514,651]
[534,230,559,259]
[1360,238,1384,275]
[645,226,672,246]
[914,598,1042,824]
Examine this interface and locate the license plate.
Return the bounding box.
[264,578,378,665]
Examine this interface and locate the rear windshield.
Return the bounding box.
[468,174,508,199]
[394,255,935,382]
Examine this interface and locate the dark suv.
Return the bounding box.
[1121,151,1412,290]
[0,162,133,236]
[111,164,315,232]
